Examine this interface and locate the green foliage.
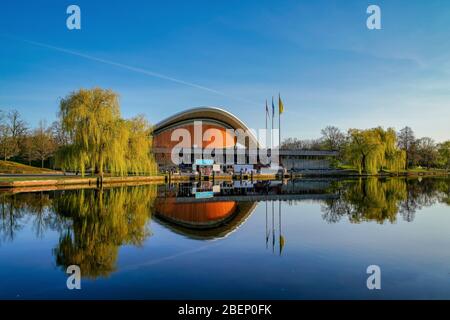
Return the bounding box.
[345,127,406,174]
[55,88,157,176]
[437,141,450,169]
[52,185,157,278]
[322,177,450,224]
[398,126,416,168]
[415,137,439,169]
[125,115,158,175]
[322,178,407,224]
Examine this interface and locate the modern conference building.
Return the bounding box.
[152,107,336,172]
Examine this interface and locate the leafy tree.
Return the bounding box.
[437,141,450,169]
[125,115,157,175]
[378,127,406,172]
[56,88,157,176]
[398,126,416,169]
[345,127,405,174]
[416,137,438,169]
[57,88,125,176]
[346,129,381,174]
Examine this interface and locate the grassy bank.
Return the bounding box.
[0,160,61,174]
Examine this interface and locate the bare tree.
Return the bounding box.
[0,110,28,161]
[32,121,56,168]
[281,137,324,150]
[50,120,70,147]
[321,126,346,151]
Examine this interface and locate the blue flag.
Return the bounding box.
[271,97,275,117]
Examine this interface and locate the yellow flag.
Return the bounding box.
[278,94,284,114]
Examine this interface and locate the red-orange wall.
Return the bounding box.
[153,123,236,149]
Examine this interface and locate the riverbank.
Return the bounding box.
[291,168,450,178]
[0,175,165,188]
[0,168,448,189]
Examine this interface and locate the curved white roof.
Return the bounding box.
[153,106,258,146]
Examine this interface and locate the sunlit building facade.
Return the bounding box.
[152,107,336,172]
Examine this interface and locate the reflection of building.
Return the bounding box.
[152,106,337,171]
[154,199,257,240]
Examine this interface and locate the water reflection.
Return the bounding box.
[0,192,61,242]
[321,177,450,224]
[155,199,257,240]
[0,177,449,279]
[264,200,285,255]
[52,187,157,278]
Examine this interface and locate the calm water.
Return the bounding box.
[0,177,449,299]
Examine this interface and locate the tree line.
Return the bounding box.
[1,88,158,176]
[3,87,448,176]
[0,110,57,168]
[282,125,450,173]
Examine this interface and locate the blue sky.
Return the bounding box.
[0,0,449,141]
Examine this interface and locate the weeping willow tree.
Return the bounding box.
[55,88,157,176]
[377,127,407,172]
[52,185,157,278]
[125,115,158,175]
[346,127,406,174]
[346,129,383,174]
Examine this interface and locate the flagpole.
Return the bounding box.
[271,96,274,154]
[278,93,281,152]
[265,99,268,131]
[265,99,268,153]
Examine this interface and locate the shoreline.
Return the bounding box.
[0,169,447,189]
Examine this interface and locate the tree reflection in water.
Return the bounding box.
[52,186,157,278]
[0,178,449,278]
[0,192,62,243]
[321,177,450,224]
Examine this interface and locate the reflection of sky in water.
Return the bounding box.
[0,178,449,299]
